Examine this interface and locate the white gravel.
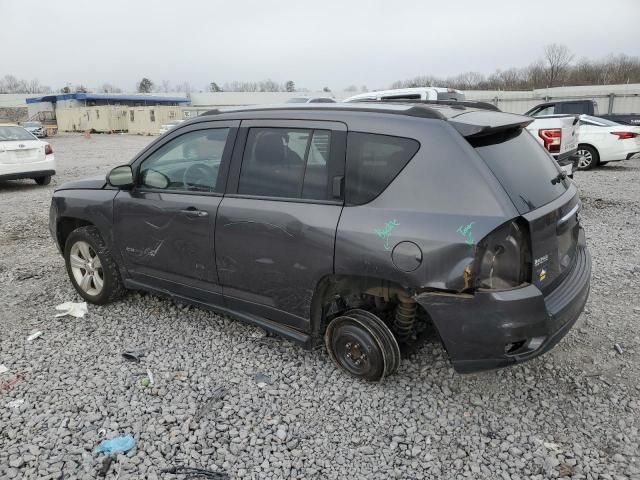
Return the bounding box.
[1,133,639,479]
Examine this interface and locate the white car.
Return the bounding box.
[0,124,55,185]
[343,87,465,103]
[576,115,640,170]
[158,120,184,135]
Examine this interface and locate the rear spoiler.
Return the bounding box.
[449,110,534,138]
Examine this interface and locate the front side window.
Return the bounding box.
[238,128,332,200]
[139,128,229,192]
[345,132,420,205]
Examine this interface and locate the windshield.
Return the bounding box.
[285,98,310,103]
[471,128,569,214]
[0,126,36,141]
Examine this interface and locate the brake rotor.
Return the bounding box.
[346,309,401,377]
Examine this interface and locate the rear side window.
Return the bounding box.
[345,132,420,205]
[471,128,568,214]
[238,128,332,200]
[557,103,585,115]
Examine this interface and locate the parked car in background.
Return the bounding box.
[0,124,55,185]
[526,115,580,177]
[343,87,465,103]
[525,100,640,126]
[49,102,590,380]
[285,96,336,103]
[158,120,184,135]
[21,121,47,138]
[575,115,640,170]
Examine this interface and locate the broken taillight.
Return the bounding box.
[538,128,562,153]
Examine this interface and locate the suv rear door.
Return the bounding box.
[216,119,346,331]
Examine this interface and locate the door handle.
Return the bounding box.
[180,208,208,218]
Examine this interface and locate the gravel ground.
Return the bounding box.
[1,133,639,480]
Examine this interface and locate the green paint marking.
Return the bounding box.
[374,219,400,251]
[457,221,475,246]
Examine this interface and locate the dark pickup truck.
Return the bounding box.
[525,100,640,126]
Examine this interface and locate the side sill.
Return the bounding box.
[124,279,312,348]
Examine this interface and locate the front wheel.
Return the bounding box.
[576,145,599,170]
[34,175,51,185]
[64,226,125,304]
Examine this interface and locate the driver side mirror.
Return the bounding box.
[107,165,134,189]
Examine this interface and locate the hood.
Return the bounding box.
[55,175,107,191]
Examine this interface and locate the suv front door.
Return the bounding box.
[113,120,238,303]
[216,120,346,331]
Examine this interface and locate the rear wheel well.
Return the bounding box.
[310,275,431,345]
[57,217,94,250]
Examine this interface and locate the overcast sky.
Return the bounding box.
[1,0,638,92]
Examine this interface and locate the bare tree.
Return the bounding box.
[101,83,122,93]
[344,85,358,92]
[543,43,574,87]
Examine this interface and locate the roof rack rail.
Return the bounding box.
[198,105,447,120]
[350,98,501,112]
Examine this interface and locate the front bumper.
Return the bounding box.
[417,244,591,373]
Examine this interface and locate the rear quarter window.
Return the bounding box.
[345,132,420,205]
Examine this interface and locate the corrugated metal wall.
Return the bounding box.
[57,106,128,132]
[465,84,640,114]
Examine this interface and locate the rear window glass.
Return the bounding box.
[346,132,420,205]
[0,126,35,141]
[470,128,569,214]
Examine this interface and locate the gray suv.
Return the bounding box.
[49,103,591,380]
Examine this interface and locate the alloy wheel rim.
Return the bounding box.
[577,149,592,169]
[69,241,104,296]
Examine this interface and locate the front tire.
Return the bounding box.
[577,145,599,170]
[34,175,51,185]
[64,226,125,304]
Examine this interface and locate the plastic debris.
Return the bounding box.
[7,399,24,409]
[0,373,25,393]
[614,343,624,354]
[95,434,136,454]
[55,301,88,318]
[194,387,227,422]
[0,365,8,375]
[161,465,229,479]
[27,331,43,342]
[98,456,114,477]
[254,372,273,387]
[122,350,145,362]
[141,377,151,387]
[146,369,154,385]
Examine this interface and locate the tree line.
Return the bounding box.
[3,44,639,95]
[391,45,640,91]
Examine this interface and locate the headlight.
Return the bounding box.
[473,220,531,290]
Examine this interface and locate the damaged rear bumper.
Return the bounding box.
[417,245,591,373]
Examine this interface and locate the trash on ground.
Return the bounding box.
[122,350,145,362]
[26,331,43,342]
[161,465,229,479]
[0,373,25,393]
[146,368,154,385]
[95,434,136,454]
[7,399,24,409]
[55,301,88,318]
[174,371,188,381]
[194,387,227,422]
[254,372,273,386]
[141,377,151,387]
[98,455,114,477]
[614,343,624,354]
[0,364,8,375]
